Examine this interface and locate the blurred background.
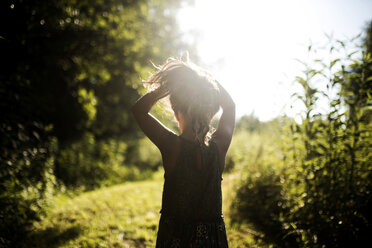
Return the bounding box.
[0,0,371,247]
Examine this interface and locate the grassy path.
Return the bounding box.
[28,172,257,247]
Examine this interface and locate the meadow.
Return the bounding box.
[27,170,258,248]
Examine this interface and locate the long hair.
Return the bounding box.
[145,58,220,145]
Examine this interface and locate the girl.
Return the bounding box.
[132,58,235,247]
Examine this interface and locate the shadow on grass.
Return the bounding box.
[122,237,149,248]
[27,225,83,248]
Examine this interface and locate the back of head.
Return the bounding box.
[145,58,220,145]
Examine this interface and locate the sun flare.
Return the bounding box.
[178,0,371,120]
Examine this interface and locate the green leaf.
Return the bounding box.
[330,59,340,68]
[365,76,372,82]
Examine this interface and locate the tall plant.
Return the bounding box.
[288,32,372,247]
[231,24,372,247]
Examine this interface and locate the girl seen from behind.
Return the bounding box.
[132,58,235,248]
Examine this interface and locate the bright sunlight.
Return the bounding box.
[178,0,372,120]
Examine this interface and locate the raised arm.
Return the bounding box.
[212,81,236,155]
[131,85,175,152]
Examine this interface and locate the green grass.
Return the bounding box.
[28,171,259,248]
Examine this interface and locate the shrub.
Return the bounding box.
[0,121,56,247]
[231,33,372,247]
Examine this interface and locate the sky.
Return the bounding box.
[177,0,372,120]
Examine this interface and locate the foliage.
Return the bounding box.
[229,119,299,247]
[235,112,262,133]
[0,120,56,247]
[0,77,57,246]
[286,31,372,247]
[226,115,287,172]
[231,23,372,248]
[0,0,193,245]
[55,134,161,190]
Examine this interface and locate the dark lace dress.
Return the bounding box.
[156,136,229,248]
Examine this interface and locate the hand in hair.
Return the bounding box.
[132,58,235,174]
[152,83,170,100]
[131,85,176,153]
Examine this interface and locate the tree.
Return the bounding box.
[0,0,194,245]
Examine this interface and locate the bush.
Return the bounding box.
[285,34,372,247]
[54,133,156,190]
[231,33,372,247]
[231,160,299,247]
[0,121,56,247]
